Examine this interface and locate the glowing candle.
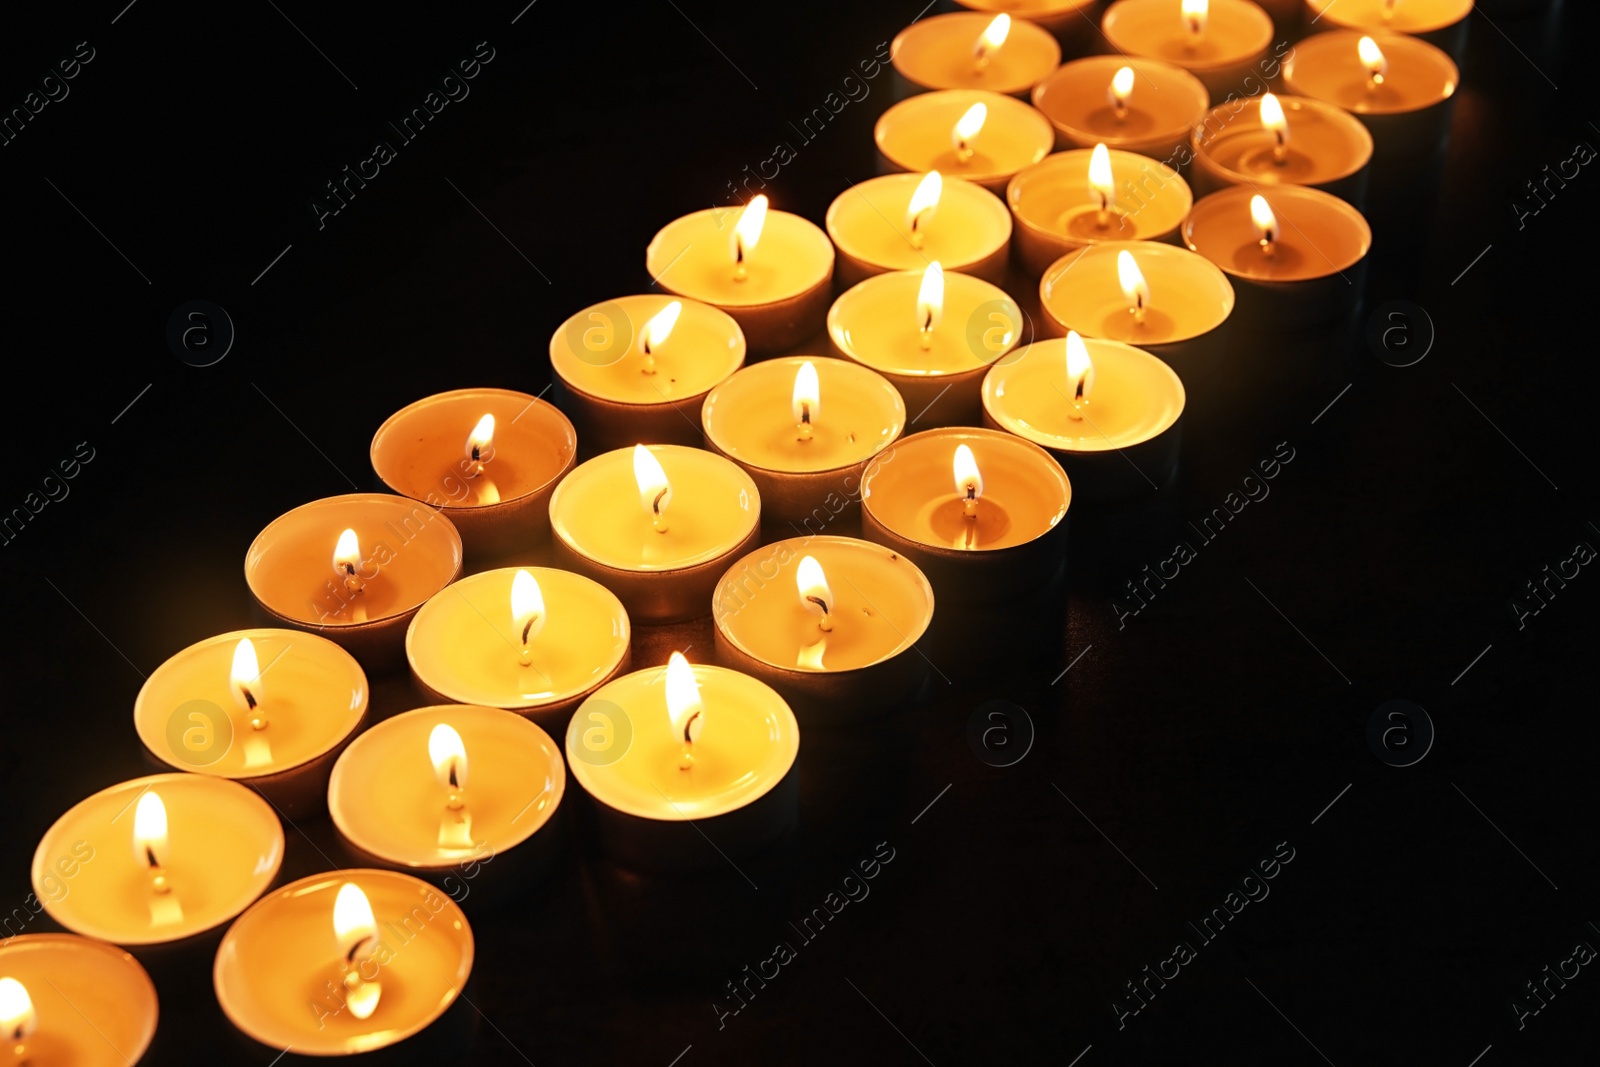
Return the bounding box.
[875,89,1054,193]
[1102,0,1275,98]
[891,10,1061,99]
[1305,0,1472,64]
[1190,93,1374,206]
[0,936,158,1066]
[371,388,577,558]
[950,0,1102,37]
[1033,57,1211,165]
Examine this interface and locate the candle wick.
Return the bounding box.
[962,488,979,520]
[145,848,171,895]
[1095,193,1111,230]
[956,139,974,164]
[733,240,748,282]
[910,219,925,250]
[1114,103,1128,123]
[342,563,365,595]
[641,339,658,375]
[806,594,833,632]
[651,489,670,533]
[1260,236,1277,258]
[1131,295,1146,326]
[1272,134,1288,165]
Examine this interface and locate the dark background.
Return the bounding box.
[2,0,1598,1063]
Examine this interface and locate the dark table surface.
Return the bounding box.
[1,1,1597,1064]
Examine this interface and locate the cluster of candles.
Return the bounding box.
[5,0,1474,1059]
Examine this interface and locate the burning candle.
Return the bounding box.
[875,89,1054,193]
[1183,184,1373,323]
[550,295,745,452]
[825,172,1013,286]
[1190,92,1375,206]
[1304,0,1472,64]
[983,332,1186,500]
[1102,0,1276,99]
[328,705,565,891]
[890,13,1061,97]
[246,494,463,670]
[406,566,631,726]
[549,445,760,623]
[0,935,158,1066]
[1032,56,1211,165]
[828,263,1022,428]
[33,774,282,946]
[213,870,472,1055]
[701,357,906,530]
[133,629,368,816]
[1007,146,1194,277]
[370,388,577,559]
[565,653,800,870]
[712,535,935,722]
[951,0,1102,37]
[645,196,834,356]
[859,427,1071,602]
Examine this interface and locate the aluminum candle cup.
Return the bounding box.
[1007,149,1193,277]
[1303,0,1472,65]
[550,295,745,451]
[1190,94,1375,207]
[133,629,369,817]
[370,388,576,559]
[858,427,1071,603]
[0,935,159,1066]
[406,567,631,728]
[826,173,1013,287]
[874,90,1055,194]
[245,494,463,671]
[889,12,1061,97]
[711,536,935,723]
[983,335,1185,501]
[701,357,905,532]
[1101,0,1276,101]
[1032,56,1211,164]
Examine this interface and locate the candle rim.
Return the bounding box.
[549,294,747,402]
[1039,240,1235,344]
[1182,184,1373,281]
[370,388,577,510]
[824,172,1013,277]
[890,12,1062,95]
[875,88,1055,184]
[1032,56,1211,149]
[0,933,159,1062]
[1281,30,1460,115]
[1190,93,1375,186]
[1305,0,1472,34]
[645,209,835,308]
[133,628,369,779]
[1101,0,1275,73]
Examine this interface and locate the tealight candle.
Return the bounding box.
[214,870,472,1056]
[1032,57,1211,165]
[370,389,576,559]
[1304,0,1471,64]
[1190,92,1375,206]
[328,706,565,894]
[34,774,282,947]
[983,332,1185,500]
[565,653,800,870]
[549,445,760,623]
[827,264,1023,428]
[133,629,368,816]
[1007,146,1194,277]
[0,935,158,1066]
[859,427,1071,603]
[1281,31,1459,165]
[406,567,630,727]
[1102,0,1276,100]
[645,197,833,357]
[890,13,1062,97]
[245,494,463,670]
[1039,242,1235,368]
[701,357,905,530]
[951,0,1102,38]
[711,536,934,722]
[549,295,745,451]
[874,90,1055,194]
[1183,185,1372,323]
[825,172,1013,286]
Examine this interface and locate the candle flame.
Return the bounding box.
[0,978,35,1044]
[133,791,169,869]
[632,445,672,529]
[975,13,1010,64]
[230,637,262,716]
[1260,92,1289,161]
[1182,0,1208,36]
[332,882,380,1020]
[1066,330,1096,407]
[796,554,834,632]
[917,261,945,344]
[952,102,987,158]
[665,651,704,745]
[953,443,983,502]
[511,568,546,648]
[1116,251,1150,324]
[465,414,495,465]
[792,360,820,432]
[1089,143,1116,218]
[1358,36,1388,86]
[333,528,361,577]
[428,723,468,794]
[643,300,682,353]
[906,170,942,248]
[1250,194,1279,253]
[731,194,769,276]
[1109,65,1136,113]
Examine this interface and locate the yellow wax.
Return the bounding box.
[984,337,1185,451]
[214,869,472,1055]
[134,629,367,778]
[1282,31,1458,114]
[33,774,282,945]
[246,494,462,628]
[645,209,833,307]
[875,90,1054,188]
[1008,149,1193,247]
[406,568,629,710]
[1102,0,1274,75]
[954,0,1099,18]
[565,664,799,820]
[549,445,759,572]
[370,389,574,509]
[328,705,564,867]
[1040,241,1235,344]
[1193,95,1373,187]
[549,295,745,404]
[0,935,157,1067]
[826,173,1012,277]
[829,269,1022,376]
[702,357,905,474]
[860,428,1070,551]
[713,536,935,672]
[1305,0,1471,34]
[890,13,1062,95]
[1184,185,1371,282]
[1033,57,1211,157]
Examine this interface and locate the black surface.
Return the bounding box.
[2,1,1599,1064]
